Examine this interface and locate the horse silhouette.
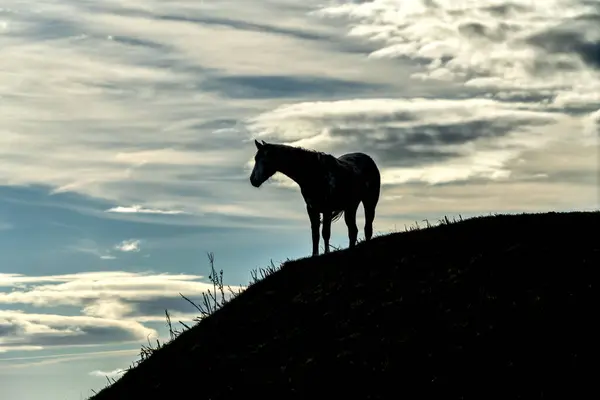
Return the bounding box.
[250,140,381,256]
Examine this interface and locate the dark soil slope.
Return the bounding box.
[89,211,598,400]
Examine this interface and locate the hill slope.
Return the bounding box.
[89,211,598,400]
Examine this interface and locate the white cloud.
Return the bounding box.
[4,0,592,233]
[0,349,138,369]
[583,109,600,145]
[69,237,143,259]
[0,310,156,353]
[68,239,118,260]
[105,205,187,215]
[314,0,600,108]
[247,97,585,185]
[374,138,598,221]
[0,0,410,230]
[0,0,596,365]
[0,270,244,353]
[89,368,126,378]
[0,271,242,316]
[0,345,43,353]
[115,239,141,253]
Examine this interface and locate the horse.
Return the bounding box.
[249,139,381,257]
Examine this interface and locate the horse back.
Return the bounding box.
[331,152,380,202]
[300,151,380,212]
[337,152,380,183]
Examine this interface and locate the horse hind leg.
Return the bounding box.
[363,189,380,241]
[363,203,375,241]
[322,212,332,254]
[344,203,359,248]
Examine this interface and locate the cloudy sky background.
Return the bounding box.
[1,0,598,398]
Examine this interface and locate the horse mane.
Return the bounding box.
[270,143,328,157]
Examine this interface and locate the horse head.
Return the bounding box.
[250,139,277,188]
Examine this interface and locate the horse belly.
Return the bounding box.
[303,195,329,212]
[302,190,346,213]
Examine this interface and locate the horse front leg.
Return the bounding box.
[307,205,320,257]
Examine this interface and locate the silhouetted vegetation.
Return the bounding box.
[88,211,598,400]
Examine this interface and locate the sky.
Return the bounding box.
[0,0,598,398]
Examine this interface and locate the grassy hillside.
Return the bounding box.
[88,211,598,400]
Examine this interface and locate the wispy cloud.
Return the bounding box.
[68,238,142,259]
[114,239,141,253]
[247,97,586,185]
[315,0,600,109]
[89,368,126,378]
[0,349,139,369]
[0,310,156,353]
[0,5,597,396]
[0,271,234,311]
[67,239,118,260]
[0,0,403,230]
[1,0,595,228]
[105,205,187,215]
[583,109,600,145]
[0,270,242,353]
[2,0,592,236]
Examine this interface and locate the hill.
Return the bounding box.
[88,211,598,400]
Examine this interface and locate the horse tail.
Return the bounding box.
[331,209,344,223]
[320,209,344,224]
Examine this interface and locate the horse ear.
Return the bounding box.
[255,139,263,150]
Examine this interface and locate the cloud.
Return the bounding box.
[583,108,600,145]
[0,0,597,234]
[114,239,141,253]
[525,15,600,69]
[0,310,156,353]
[67,239,118,260]
[373,137,598,225]
[3,0,403,228]
[314,0,600,109]
[201,74,384,99]
[105,205,187,215]
[247,97,586,185]
[0,1,597,366]
[90,368,126,378]
[0,271,241,318]
[0,349,139,369]
[0,270,243,353]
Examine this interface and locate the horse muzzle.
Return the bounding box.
[250,176,261,187]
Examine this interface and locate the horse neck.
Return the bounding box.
[276,147,322,188]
